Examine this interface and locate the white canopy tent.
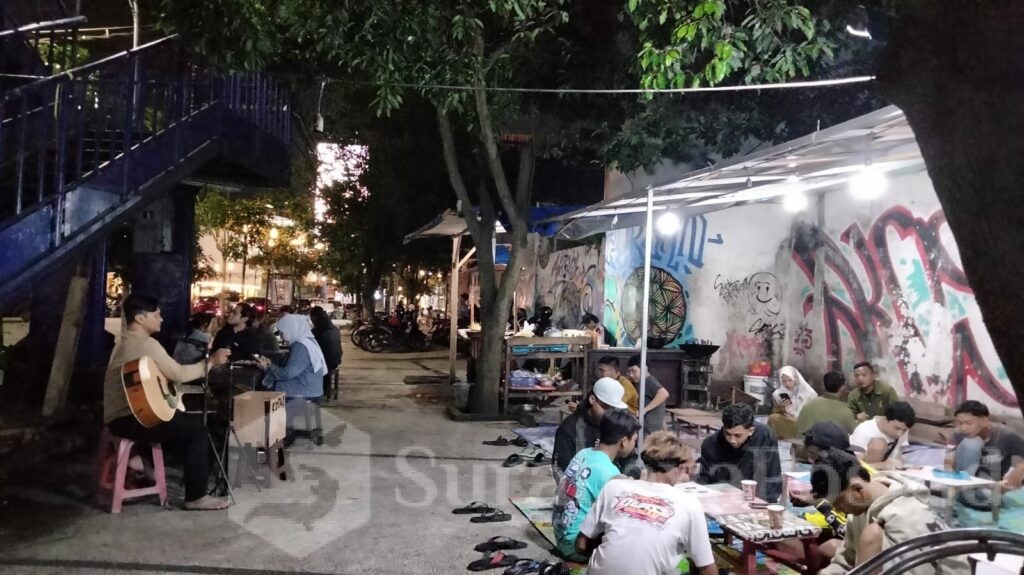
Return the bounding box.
[542,105,926,446]
[548,105,921,239]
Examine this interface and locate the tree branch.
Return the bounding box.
[437,107,483,243]
[471,29,522,229]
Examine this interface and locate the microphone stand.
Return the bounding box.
[201,350,254,502]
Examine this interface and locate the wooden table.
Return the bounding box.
[688,483,822,575]
[668,407,722,442]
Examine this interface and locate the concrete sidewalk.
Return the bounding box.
[0,337,561,574]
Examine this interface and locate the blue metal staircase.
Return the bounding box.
[0,34,290,307]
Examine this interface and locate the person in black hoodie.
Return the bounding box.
[553,378,642,482]
[695,403,782,502]
[310,306,342,393]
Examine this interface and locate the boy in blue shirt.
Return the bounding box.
[552,408,640,558]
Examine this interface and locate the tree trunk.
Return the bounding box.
[361,269,381,318]
[878,2,1024,416]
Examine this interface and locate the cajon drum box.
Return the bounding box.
[233,391,286,449]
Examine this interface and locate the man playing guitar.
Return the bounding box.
[104,294,231,510]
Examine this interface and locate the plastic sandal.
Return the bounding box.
[503,559,543,575]
[526,453,551,467]
[453,501,493,514]
[502,454,524,468]
[474,536,528,552]
[470,509,513,523]
[510,436,529,447]
[468,551,519,571]
[483,436,511,446]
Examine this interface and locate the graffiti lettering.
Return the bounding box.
[792,207,1015,408]
[792,324,814,357]
[714,274,747,303]
[749,319,785,341]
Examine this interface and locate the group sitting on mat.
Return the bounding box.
[539,364,1024,575]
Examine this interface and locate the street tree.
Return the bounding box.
[194,188,273,294]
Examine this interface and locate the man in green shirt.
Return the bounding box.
[847,362,900,422]
[797,371,858,436]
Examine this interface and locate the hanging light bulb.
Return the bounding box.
[849,164,889,200]
[655,211,681,236]
[782,176,808,213]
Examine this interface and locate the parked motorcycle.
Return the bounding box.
[360,320,430,353]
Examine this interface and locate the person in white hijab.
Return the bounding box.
[257,314,327,399]
[768,365,818,439]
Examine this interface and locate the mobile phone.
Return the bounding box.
[749,501,770,509]
[780,393,791,401]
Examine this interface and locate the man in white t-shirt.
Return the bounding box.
[849,401,915,467]
[577,432,716,575]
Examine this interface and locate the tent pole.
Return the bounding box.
[449,234,462,384]
[639,186,654,449]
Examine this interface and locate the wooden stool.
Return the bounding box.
[94,428,167,513]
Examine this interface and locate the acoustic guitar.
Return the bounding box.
[121,357,185,427]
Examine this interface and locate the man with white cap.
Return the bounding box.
[553,377,630,482]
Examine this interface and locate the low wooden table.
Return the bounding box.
[668,408,722,442]
[688,483,822,575]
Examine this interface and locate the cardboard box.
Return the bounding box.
[233,391,286,449]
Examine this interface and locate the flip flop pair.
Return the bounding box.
[474,536,527,552]
[453,501,493,514]
[468,551,519,571]
[483,436,529,447]
[502,560,568,575]
[471,508,512,523]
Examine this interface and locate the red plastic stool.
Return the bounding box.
[94,428,167,513]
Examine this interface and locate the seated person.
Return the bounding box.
[552,409,639,559]
[211,302,259,362]
[104,294,231,510]
[797,370,858,436]
[595,356,639,415]
[577,431,716,575]
[258,314,327,400]
[951,400,1024,510]
[848,361,900,422]
[695,404,782,502]
[252,312,282,359]
[768,365,818,439]
[172,312,213,365]
[626,354,669,433]
[812,449,970,575]
[580,312,604,350]
[849,401,915,468]
[789,422,864,553]
[553,378,628,481]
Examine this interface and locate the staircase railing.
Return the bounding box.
[0,33,290,245]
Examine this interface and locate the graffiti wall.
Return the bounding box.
[533,241,604,329]
[787,171,1015,412]
[600,170,1016,414]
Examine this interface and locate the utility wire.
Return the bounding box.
[327,75,874,95]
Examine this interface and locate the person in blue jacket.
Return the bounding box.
[257,314,327,399]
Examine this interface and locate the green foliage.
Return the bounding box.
[315,105,451,296]
[629,0,841,89]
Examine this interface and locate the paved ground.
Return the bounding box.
[0,333,562,574]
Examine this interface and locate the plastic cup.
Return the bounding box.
[767,504,785,529]
[741,480,757,501]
